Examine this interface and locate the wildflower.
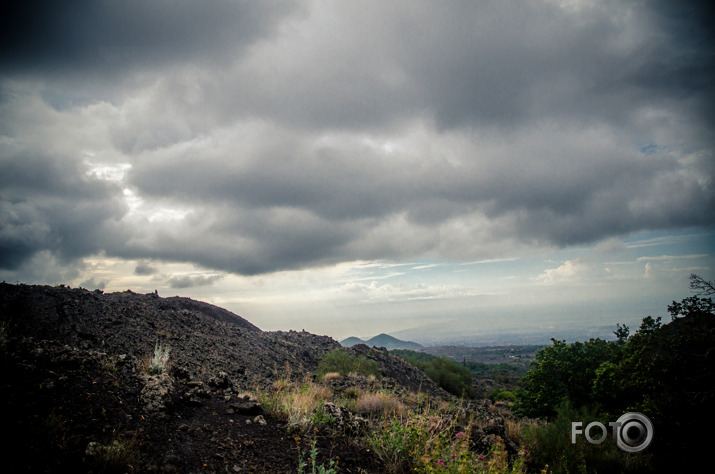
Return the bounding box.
[455,431,466,438]
[436,459,445,467]
[478,455,485,461]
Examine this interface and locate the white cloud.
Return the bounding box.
[636,254,709,262]
[536,258,600,284]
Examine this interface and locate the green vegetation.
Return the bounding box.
[421,357,477,398]
[522,402,647,474]
[515,337,622,418]
[391,350,477,398]
[515,274,715,473]
[465,361,524,379]
[254,364,527,473]
[368,409,526,473]
[298,440,337,474]
[316,348,381,378]
[487,388,518,403]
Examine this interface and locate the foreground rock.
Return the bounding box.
[0,283,445,472]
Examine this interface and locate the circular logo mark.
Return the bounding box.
[614,412,653,453]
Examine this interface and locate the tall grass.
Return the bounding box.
[252,357,529,473]
[316,349,381,378]
[257,375,334,434]
[367,403,527,473]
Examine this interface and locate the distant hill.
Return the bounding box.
[340,333,423,350]
[340,336,367,347]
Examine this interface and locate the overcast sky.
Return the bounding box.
[1,0,713,341]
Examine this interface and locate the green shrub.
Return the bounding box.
[316,349,380,378]
[393,351,476,398]
[487,388,517,403]
[523,402,650,474]
[515,338,621,418]
[421,357,476,398]
[298,439,336,474]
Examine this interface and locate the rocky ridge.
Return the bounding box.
[1,283,459,472]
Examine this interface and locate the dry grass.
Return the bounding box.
[345,386,363,399]
[354,391,405,417]
[322,372,341,382]
[506,418,539,447]
[259,377,334,433]
[506,418,523,444]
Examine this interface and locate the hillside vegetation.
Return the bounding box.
[513,275,714,473]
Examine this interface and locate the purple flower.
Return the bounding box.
[478,455,485,461]
[455,431,466,438]
[436,459,445,466]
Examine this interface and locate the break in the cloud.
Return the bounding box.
[1,0,713,338]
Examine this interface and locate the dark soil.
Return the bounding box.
[0,283,445,472]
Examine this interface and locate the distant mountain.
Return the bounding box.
[340,336,367,347]
[340,333,423,350]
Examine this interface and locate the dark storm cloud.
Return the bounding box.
[211,0,714,135]
[0,0,301,75]
[1,0,713,277]
[0,151,127,269]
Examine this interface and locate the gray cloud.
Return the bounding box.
[0,0,712,277]
[134,262,159,276]
[167,273,223,289]
[0,149,127,269]
[1,0,301,74]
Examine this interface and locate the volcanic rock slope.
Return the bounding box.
[0,283,445,472]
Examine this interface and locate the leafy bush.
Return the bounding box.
[515,338,621,419]
[523,402,650,474]
[516,288,714,472]
[317,349,381,379]
[487,388,518,403]
[393,350,476,398]
[592,296,715,467]
[421,357,477,398]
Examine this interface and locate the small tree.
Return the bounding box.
[515,338,621,418]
